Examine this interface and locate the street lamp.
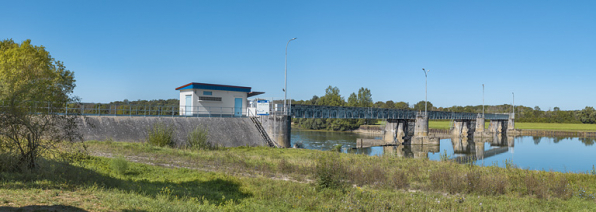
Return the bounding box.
[482,84,485,118]
[422,68,430,116]
[512,92,515,118]
[284,37,297,115]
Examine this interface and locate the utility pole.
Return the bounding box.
[284,37,297,115]
[512,92,515,118]
[422,68,430,116]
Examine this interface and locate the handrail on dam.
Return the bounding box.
[289,104,510,120]
[0,102,251,118]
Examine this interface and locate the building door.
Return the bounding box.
[234,98,242,117]
[185,95,192,116]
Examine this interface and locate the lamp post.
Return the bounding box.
[422,68,430,116]
[482,84,485,118]
[284,37,297,115]
[512,92,515,118]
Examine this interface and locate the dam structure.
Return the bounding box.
[49,101,514,148]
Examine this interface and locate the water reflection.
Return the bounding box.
[292,128,596,173]
[290,129,379,151]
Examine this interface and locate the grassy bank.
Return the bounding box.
[430,120,596,132]
[1,141,596,211]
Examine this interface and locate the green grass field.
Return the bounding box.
[429,121,596,132]
[2,141,596,211]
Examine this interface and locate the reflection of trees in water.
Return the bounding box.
[553,137,565,143]
[533,136,541,145]
[579,137,595,146]
[528,136,595,146]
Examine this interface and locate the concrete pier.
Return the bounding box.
[411,115,440,145]
[451,120,470,137]
[507,116,515,132]
[473,117,492,137]
[488,120,503,133]
[356,138,389,148]
[397,121,407,142]
[383,119,408,144]
[383,119,398,143]
[260,115,292,148]
[414,115,429,137]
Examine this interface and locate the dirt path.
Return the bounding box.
[88,150,312,184]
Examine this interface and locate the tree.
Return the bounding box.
[0,39,79,170]
[412,101,433,112]
[374,101,386,108]
[579,106,596,124]
[356,87,373,107]
[347,93,358,107]
[394,101,409,110]
[309,95,319,105]
[317,86,344,107]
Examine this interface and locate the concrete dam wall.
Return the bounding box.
[78,116,268,147]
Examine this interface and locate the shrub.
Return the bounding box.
[551,176,571,200]
[277,158,294,174]
[525,172,547,198]
[110,156,129,175]
[439,150,450,162]
[147,122,175,147]
[332,144,342,152]
[315,153,347,190]
[0,152,20,172]
[430,168,466,194]
[387,169,409,189]
[187,125,216,150]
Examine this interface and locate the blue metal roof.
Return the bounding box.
[175,82,252,93]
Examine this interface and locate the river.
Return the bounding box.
[291,128,596,173]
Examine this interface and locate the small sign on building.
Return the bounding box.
[256,100,270,115]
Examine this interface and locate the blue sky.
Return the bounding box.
[2,0,594,110]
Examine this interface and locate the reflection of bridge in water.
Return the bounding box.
[377,134,515,162]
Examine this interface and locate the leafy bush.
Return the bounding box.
[186,125,216,150]
[332,144,342,152]
[429,168,466,194]
[0,152,20,172]
[147,122,175,147]
[315,153,347,190]
[110,156,129,175]
[387,170,409,189]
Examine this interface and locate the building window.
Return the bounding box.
[203,91,212,96]
[199,96,222,101]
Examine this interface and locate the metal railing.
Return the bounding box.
[1,101,512,120]
[289,104,511,120]
[0,102,250,118]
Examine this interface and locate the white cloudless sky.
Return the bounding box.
[1,0,595,110]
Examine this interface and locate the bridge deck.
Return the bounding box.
[290,104,510,120]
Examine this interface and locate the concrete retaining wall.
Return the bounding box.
[257,115,291,147]
[78,116,267,147]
